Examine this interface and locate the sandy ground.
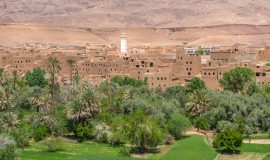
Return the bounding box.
[1,24,270,47]
[243,139,270,144]
[218,153,267,160]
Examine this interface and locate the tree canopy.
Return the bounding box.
[25,67,47,88]
[219,67,255,93]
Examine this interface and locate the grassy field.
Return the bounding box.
[19,139,132,160]
[263,155,270,160]
[149,135,218,160]
[19,135,217,160]
[20,135,270,160]
[245,134,270,140]
[240,143,270,153]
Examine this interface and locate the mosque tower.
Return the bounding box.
[120,33,128,57]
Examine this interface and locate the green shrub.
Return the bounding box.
[13,131,30,149]
[119,147,131,157]
[96,132,108,143]
[167,114,191,140]
[125,110,164,152]
[33,125,49,141]
[109,131,126,146]
[216,120,238,132]
[42,136,62,152]
[0,144,17,160]
[186,77,206,93]
[0,135,17,160]
[75,122,95,142]
[193,117,210,131]
[268,129,270,138]
[213,130,243,153]
[165,134,175,145]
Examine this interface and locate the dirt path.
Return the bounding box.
[243,139,270,144]
[218,153,266,160]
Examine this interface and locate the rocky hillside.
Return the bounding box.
[0,0,270,28]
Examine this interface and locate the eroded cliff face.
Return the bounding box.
[0,0,270,28]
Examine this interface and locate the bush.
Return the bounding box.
[167,114,191,140]
[213,130,243,153]
[243,126,253,143]
[109,131,126,146]
[0,144,17,160]
[125,110,164,152]
[33,125,49,141]
[119,147,131,157]
[268,129,270,138]
[164,134,175,145]
[216,121,238,132]
[0,135,17,160]
[193,117,210,131]
[42,136,62,152]
[13,131,30,149]
[96,132,108,143]
[75,122,95,142]
[186,77,206,93]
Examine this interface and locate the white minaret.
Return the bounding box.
[120,33,128,57]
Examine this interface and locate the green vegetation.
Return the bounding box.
[149,135,217,160]
[19,139,132,160]
[240,143,270,153]
[1,58,270,159]
[263,155,270,160]
[244,134,270,140]
[213,130,243,153]
[186,77,206,93]
[219,67,255,93]
[25,67,47,88]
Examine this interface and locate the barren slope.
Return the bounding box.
[0,0,270,28]
[1,24,270,47]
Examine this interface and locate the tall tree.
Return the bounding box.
[25,67,47,88]
[11,70,19,90]
[67,89,100,124]
[47,57,61,101]
[186,77,206,93]
[30,91,52,112]
[186,90,210,118]
[0,112,19,132]
[67,59,76,85]
[0,68,4,84]
[0,87,7,111]
[219,67,255,93]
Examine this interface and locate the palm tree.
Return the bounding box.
[80,88,100,116]
[67,98,87,123]
[34,113,58,132]
[186,90,210,118]
[11,70,19,90]
[0,68,4,84]
[47,56,61,101]
[0,87,7,111]
[0,112,19,132]
[67,59,76,85]
[72,72,87,90]
[67,89,100,124]
[29,86,52,112]
[123,86,137,100]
